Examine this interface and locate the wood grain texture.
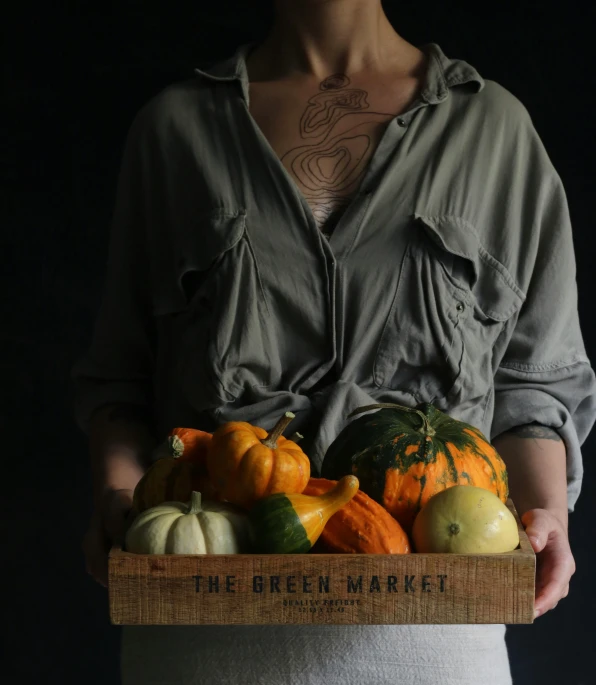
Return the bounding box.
[109,500,535,625]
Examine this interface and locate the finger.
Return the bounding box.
[536,571,571,614]
[115,506,138,547]
[522,510,551,554]
[82,523,109,588]
[84,531,109,587]
[103,490,135,543]
[534,536,575,616]
[86,554,108,588]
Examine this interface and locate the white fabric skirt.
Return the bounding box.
[121,624,512,685]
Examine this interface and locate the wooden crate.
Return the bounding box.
[109,500,535,625]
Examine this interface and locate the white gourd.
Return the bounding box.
[125,491,250,554]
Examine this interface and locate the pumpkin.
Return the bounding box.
[206,412,310,510]
[412,485,519,553]
[304,478,410,554]
[248,475,359,554]
[321,403,509,532]
[135,428,216,513]
[152,427,212,462]
[132,454,219,514]
[125,491,251,554]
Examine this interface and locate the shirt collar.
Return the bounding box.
[194,41,485,104]
[194,43,254,82]
[420,43,485,103]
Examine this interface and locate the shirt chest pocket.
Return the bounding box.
[373,214,525,405]
[151,209,276,409]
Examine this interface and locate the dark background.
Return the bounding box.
[5,1,595,683]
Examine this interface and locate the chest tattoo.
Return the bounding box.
[280,73,398,233]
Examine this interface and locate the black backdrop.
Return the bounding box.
[5,2,595,683]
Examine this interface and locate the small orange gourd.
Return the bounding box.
[206,412,310,509]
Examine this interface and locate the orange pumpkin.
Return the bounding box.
[304,478,411,554]
[206,412,311,509]
[132,455,219,513]
[134,428,216,513]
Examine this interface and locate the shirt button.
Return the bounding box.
[397,117,407,127]
[456,303,465,312]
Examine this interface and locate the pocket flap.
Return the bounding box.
[152,209,247,316]
[413,213,526,322]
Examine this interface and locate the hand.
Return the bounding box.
[521,509,575,619]
[82,488,136,588]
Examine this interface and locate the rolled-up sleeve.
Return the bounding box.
[491,160,596,511]
[72,112,156,433]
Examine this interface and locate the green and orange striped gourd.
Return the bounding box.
[321,403,509,532]
[248,475,360,554]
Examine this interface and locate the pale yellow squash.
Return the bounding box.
[412,485,520,554]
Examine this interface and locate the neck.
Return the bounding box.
[252,0,412,80]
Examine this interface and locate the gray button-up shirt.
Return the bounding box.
[73,42,596,510]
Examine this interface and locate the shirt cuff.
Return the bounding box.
[73,376,152,434]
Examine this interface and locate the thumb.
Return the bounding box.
[521,510,550,553]
[102,489,135,544]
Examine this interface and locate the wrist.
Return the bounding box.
[89,404,156,510]
[493,428,569,533]
[544,507,569,533]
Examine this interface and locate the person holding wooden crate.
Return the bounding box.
[74,0,596,683]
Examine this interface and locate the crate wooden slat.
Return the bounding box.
[109,499,535,625]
